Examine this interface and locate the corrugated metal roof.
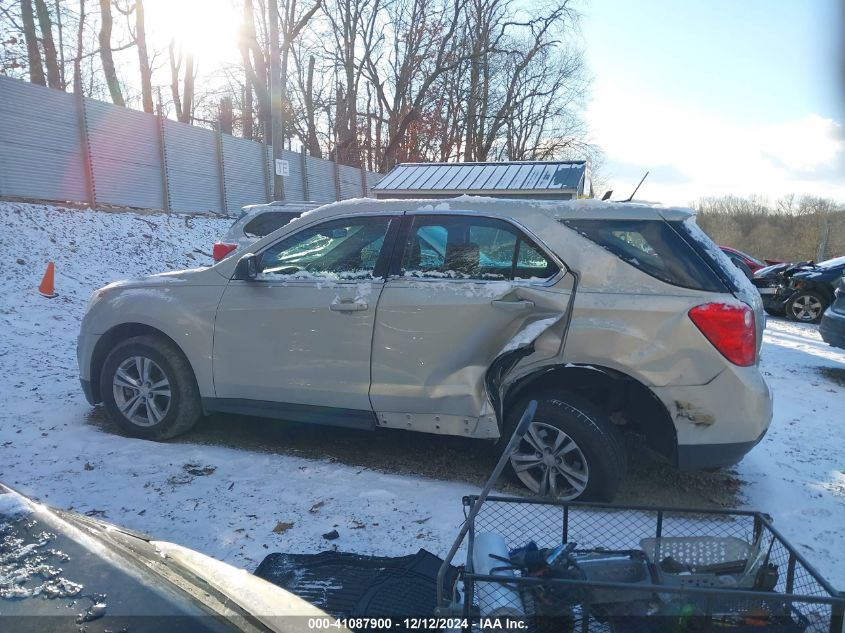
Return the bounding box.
[372,161,586,193]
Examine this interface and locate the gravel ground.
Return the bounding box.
[85,404,745,509]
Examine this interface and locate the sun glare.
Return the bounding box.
[144,0,241,68]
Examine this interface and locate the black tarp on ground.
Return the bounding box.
[253,549,459,622]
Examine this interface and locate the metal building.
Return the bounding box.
[371,160,590,200]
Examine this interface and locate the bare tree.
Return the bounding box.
[32,0,59,87]
[270,0,321,194]
[98,0,124,105]
[297,52,321,156]
[72,0,85,93]
[135,0,152,112]
[364,0,474,171]
[169,38,194,123]
[53,0,65,87]
[323,0,377,165]
[240,0,271,138]
[20,0,45,84]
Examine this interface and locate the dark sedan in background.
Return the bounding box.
[820,278,845,349]
[752,256,845,323]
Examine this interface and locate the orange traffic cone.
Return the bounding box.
[38,261,57,298]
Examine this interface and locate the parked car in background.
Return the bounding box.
[753,261,814,316]
[820,278,845,349]
[212,201,318,262]
[753,256,845,323]
[0,484,331,631]
[78,197,772,502]
[719,246,779,274]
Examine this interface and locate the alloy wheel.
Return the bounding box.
[112,356,172,427]
[510,421,590,499]
[791,294,823,321]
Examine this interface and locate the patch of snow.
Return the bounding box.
[497,316,562,355]
[682,217,757,299]
[0,492,31,518]
[416,202,451,212]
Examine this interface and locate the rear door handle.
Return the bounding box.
[491,299,535,311]
[330,299,369,312]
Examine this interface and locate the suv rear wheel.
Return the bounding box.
[786,291,827,324]
[100,336,201,440]
[503,393,627,501]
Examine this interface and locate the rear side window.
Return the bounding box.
[401,215,559,281]
[563,218,727,292]
[243,211,301,237]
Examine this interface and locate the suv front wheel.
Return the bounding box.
[504,393,627,501]
[100,335,202,440]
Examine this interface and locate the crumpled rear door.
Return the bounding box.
[368,213,575,438]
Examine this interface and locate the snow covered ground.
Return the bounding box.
[0,201,843,591]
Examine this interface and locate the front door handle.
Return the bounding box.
[330,299,369,312]
[491,299,535,311]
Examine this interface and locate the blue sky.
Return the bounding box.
[579,0,845,203]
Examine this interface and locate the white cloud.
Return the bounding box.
[586,79,845,205]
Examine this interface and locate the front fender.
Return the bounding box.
[82,285,225,398]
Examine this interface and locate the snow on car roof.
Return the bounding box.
[305,195,695,223]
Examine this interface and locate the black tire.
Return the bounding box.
[785,290,827,324]
[100,335,201,440]
[503,392,627,501]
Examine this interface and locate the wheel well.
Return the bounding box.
[506,364,677,464]
[88,323,185,403]
[803,284,834,304]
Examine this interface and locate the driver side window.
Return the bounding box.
[258,216,391,281]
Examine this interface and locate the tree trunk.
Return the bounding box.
[135,0,154,113]
[180,53,194,123]
[21,0,46,85]
[242,83,254,139]
[54,0,66,88]
[239,0,271,141]
[72,0,85,94]
[268,0,283,197]
[98,0,124,105]
[168,39,183,118]
[304,54,321,157]
[33,0,61,88]
[219,96,234,135]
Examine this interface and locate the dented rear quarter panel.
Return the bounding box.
[503,208,773,449]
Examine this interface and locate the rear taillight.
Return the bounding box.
[213,242,237,262]
[688,303,756,366]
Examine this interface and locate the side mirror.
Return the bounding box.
[234,253,259,280]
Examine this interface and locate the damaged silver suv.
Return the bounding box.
[78,197,772,501]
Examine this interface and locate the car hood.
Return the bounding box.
[0,485,336,632]
[753,261,813,279]
[100,266,227,292]
[791,266,844,281]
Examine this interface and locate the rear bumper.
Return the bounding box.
[652,364,773,471]
[820,308,845,350]
[677,428,768,470]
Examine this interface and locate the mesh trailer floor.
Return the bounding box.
[448,495,845,633]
